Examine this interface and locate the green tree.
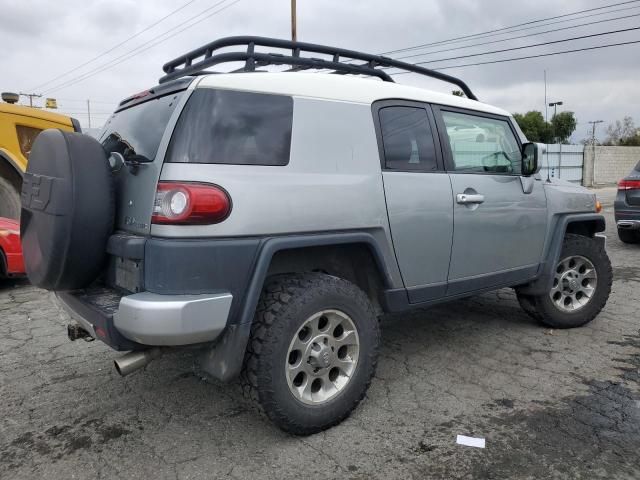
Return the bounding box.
[452,90,465,97]
[513,111,553,143]
[550,111,577,143]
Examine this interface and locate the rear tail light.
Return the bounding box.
[618,179,640,190]
[152,182,231,225]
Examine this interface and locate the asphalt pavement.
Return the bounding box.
[1,187,639,479]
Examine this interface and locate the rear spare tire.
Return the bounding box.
[20,129,113,290]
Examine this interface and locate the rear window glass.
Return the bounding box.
[166,88,293,166]
[100,92,183,162]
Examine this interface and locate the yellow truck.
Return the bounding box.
[0,92,80,218]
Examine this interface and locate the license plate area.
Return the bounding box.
[111,256,144,293]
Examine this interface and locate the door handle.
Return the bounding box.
[456,193,485,204]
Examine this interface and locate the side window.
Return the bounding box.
[441,111,522,174]
[167,88,293,165]
[379,106,438,171]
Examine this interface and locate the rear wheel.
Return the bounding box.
[240,273,380,435]
[516,234,612,328]
[0,176,21,219]
[617,227,640,244]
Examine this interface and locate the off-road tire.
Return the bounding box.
[517,234,612,328]
[0,176,21,220]
[240,273,380,435]
[617,228,640,244]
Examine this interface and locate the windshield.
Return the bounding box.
[99,92,183,162]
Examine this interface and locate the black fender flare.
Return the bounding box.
[0,150,24,179]
[199,231,395,381]
[517,213,606,296]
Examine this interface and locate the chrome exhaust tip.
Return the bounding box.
[114,348,162,377]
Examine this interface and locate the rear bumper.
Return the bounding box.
[5,251,25,275]
[57,287,233,350]
[115,291,232,345]
[617,219,640,230]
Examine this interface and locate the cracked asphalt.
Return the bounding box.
[1,187,639,479]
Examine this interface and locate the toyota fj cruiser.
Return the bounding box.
[21,37,612,435]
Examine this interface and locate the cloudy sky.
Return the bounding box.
[1,0,639,141]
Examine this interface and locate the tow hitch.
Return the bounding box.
[67,324,94,342]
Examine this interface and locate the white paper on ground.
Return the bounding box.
[456,435,486,448]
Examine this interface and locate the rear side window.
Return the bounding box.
[100,93,182,162]
[167,88,293,166]
[378,106,437,171]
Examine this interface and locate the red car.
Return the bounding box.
[0,217,24,278]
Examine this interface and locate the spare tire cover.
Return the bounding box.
[20,129,114,290]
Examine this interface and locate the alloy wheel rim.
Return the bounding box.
[550,255,598,313]
[285,309,360,405]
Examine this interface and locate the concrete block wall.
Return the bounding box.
[583,146,640,186]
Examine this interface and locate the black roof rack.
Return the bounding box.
[159,36,478,101]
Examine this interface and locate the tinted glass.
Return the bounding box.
[100,93,182,162]
[442,111,522,174]
[167,88,293,166]
[379,106,437,171]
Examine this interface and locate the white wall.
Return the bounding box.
[583,146,640,186]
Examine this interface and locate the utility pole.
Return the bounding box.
[291,0,297,42]
[19,92,42,107]
[588,120,604,186]
[549,101,563,178]
[544,70,549,181]
[87,99,92,129]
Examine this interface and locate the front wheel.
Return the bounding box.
[240,273,380,435]
[517,234,612,328]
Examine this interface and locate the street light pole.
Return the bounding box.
[549,101,563,178]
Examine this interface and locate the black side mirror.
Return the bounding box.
[521,142,539,176]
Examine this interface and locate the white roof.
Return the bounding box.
[196,72,511,117]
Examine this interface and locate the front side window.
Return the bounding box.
[167,88,293,166]
[442,111,521,174]
[379,106,438,171]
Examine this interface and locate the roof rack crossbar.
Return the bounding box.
[159,36,478,100]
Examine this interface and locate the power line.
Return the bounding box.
[29,0,201,91]
[42,0,242,94]
[394,11,640,61]
[382,0,640,55]
[391,39,640,74]
[392,26,640,68]
[54,98,117,104]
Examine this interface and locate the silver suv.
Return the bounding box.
[20,37,612,435]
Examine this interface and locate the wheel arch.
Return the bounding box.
[199,231,395,382]
[517,213,606,296]
[0,150,24,186]
[0,247,6,278]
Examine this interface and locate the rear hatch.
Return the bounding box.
[97,79,192,235]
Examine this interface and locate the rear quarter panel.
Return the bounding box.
[155,96,403,287]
